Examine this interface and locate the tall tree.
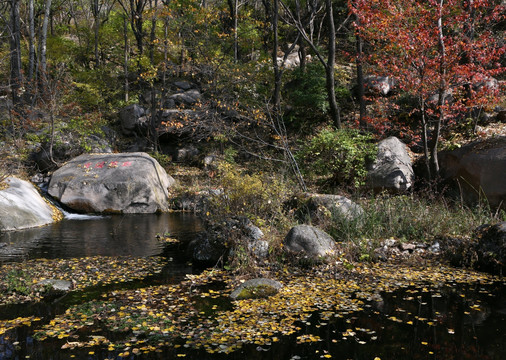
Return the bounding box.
[349,1,365,127]
[28,0,36,83]
[353,0,505,178]
[8,0,22,105]
[118,0,147,55]
[282,0,342,128]
[148,0,158,65]
[91,0,117,67]
[39,0,52,86]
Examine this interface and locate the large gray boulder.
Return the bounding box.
[48,152,174,214]
[169,89,201,106]
[0,177,57,231]
[367,137,414,192]
[303,193,363,222]
[119,104,147,135]
[283,225,337,259]
[439,137,505,209]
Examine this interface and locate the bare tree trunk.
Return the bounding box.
[272,0,281,111]
[39,0,52,86]
[124,15,129,102]
[150,83,158,153]
[149,0,158,65]
[234,0,239,62]
[28,0,36,82]
[92,0,100,67]
[118,0,147,56]
[286,0,341,128]
[420,95,431,180]
[91,0,116,67]
[431,0,446,177]
[298,36,306,73]
[355,16,366,127]
[9,0,23,105]
[325,0,340,129]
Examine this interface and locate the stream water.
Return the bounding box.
[0,214,505,359]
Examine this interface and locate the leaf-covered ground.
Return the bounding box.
[1,257,501,358]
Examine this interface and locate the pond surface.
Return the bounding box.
[0,214,505,360]
[0,213,203,263]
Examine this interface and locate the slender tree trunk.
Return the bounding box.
[39,0,52,86]
[462,0,475,108]
[48,112,55,162]
[124,15,129,102]
[92,0,100,67]
[355,18,366,128]
[149,0,158,65]
[28,0,36,83]
[420,95,431,180]
[234,0,239,62]
[163,19,168,91]
[150,83,158,153]
[9,0,23,105]
[118,0,146,56]
[290,0,340,128]
[431,0,446,176]
[272,0,281,111]
[325,0,340,129]
[298,36,306,73]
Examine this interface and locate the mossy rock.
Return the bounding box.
[230,278,283,300]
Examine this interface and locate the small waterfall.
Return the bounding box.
[59,209,105,220]
[37,182,105,220]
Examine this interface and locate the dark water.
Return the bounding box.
[0,213,202,263]
[1,214,505,359]
[1,281,504,360]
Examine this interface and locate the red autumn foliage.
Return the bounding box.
[350,0,505,176]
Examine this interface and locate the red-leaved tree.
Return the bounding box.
[351,0,505,179]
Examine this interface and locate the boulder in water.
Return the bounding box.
[230,278,283,300]
[0,177,58,231]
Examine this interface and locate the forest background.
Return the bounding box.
[0,0,505,261]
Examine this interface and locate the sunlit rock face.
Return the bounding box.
[303,193,364,223]
[0,177,56,231]
[367,136,414,193]
[230,278,283,300]
[48,152,174,214]
[283,225,337,259]
[439,137,506,210]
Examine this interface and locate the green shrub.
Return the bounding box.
[297,128,376,190]
[286,62,328,115]
[210,161,288,225]
[284,62,351,128]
